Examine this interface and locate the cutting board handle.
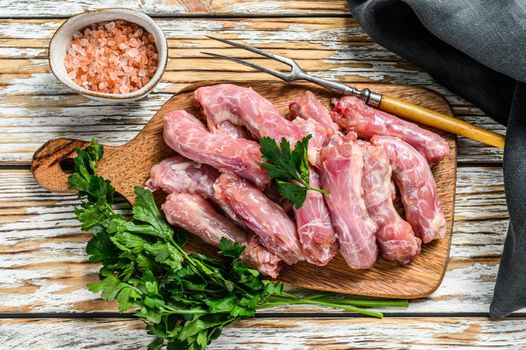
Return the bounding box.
[31,138,93,193]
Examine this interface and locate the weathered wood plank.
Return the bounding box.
[0,18,505,164]
[1,317,526,349]
[0,167,512,313]
[0,0,349,18]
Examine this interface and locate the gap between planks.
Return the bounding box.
[1,312,526,319]
[0,14,355,20]
[0,166,510,314]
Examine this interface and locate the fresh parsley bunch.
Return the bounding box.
[260,136,328,208]
[69,140,406,350]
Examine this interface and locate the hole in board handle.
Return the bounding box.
[59,158,75,174]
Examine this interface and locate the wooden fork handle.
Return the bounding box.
[378,94,505,148]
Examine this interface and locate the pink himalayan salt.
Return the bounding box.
[64,19,158,94]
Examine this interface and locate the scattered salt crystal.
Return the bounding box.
[138,69,146,77]
[68,70,76,79]
[104,21,115,31]
[80,39,89,46]
[73,31,82,39]
[118,43,127,50]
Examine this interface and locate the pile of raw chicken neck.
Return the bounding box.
[146,84,450,278]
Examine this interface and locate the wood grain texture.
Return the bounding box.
[0,6,514,347]
[0,0,350,17]
[0,18,504,164]
[0,167,506,313]
[2,317,526,349]
[31,81,456,299]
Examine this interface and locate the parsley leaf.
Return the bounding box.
[68,139,406,349]
[260,135,328,208]
[218,238,245,258]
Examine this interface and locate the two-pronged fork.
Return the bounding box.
[202,36,505,148]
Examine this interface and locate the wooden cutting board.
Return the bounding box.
[31,81,456,299]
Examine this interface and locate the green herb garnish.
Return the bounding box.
[259,135,328,208]
[69,139,407,350]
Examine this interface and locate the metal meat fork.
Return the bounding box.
[202,36,505,148]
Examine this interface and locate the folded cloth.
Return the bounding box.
[347,0,526,318]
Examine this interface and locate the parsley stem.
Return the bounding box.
[306,186,330,195]
[163,308,208,315]
[302,299,384,318]
[265,293,386,318]
[313,298,408,308]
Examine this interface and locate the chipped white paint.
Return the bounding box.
[0,167,516,313]
[0,319,152,350]
[450,220,508,258]
[0,18,505,164]
[214,318,526,349]
[0,47,47,58]
[1,318,526,349]
[0,0,346,18]
[0,9,517,347]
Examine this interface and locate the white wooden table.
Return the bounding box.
[0,1,523,348]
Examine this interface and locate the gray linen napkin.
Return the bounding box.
[347,0,526,318]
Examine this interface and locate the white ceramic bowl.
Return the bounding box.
[49,8,168,101]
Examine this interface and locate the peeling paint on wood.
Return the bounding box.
[0,1,349,18]
[0,18,505,163]
[1,318,526,349]
[0,7,516,347]
[0,167,514,313]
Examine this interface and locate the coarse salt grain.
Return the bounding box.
[64,19,158,94]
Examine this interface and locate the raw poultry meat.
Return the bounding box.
[290,90,340,132]
[361,142,421,263]
[214,172,304,265]
[332,95,450,164]
[163,110,270,190]
[153,84,449,271]
[146,156,242,226]
[319,135,378,269]
[372,135,446,243]
[289,91,339,166]
[147,157,282,276]
[162,192,282,278]
[215,120,250,139]
[196,84,337,266]
[294,169,338,265]
[194,83,304,143]
[145,156,219,199]
[292,117,332,166]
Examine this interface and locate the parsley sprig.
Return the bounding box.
[259,135,328,208]
[69,139,407,349]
